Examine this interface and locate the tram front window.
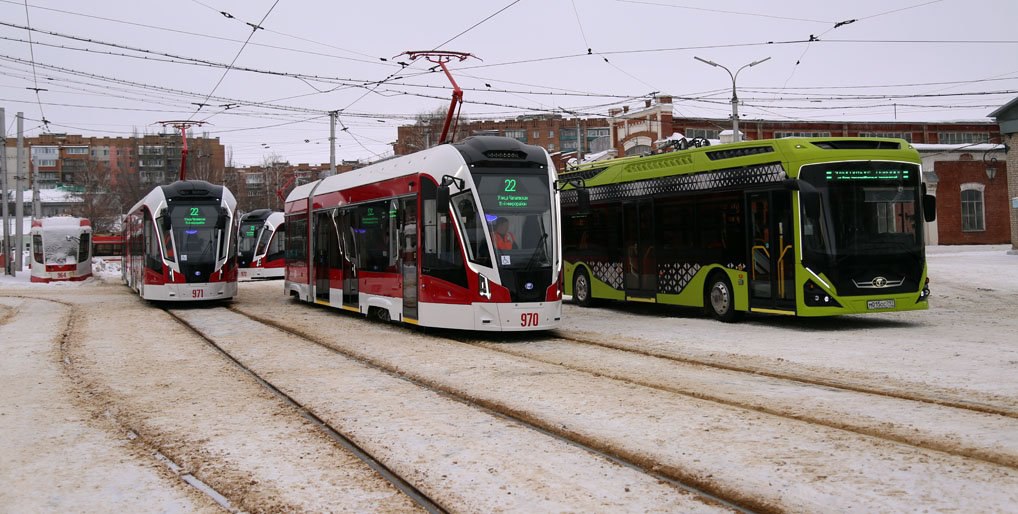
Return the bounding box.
[168,203,222,266]
[474,172,552,270]
[238,221,260,260]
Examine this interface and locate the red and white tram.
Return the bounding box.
[30,216,93,282]
[123,180,238,301]
[237,209,285,280]
[284,136,562,331]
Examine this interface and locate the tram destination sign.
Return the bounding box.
[825,169,910,181]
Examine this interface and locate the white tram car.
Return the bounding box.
[237,209,285,280]
[284,136,563,331]
[123,180,238,301]
[30,216,93,282]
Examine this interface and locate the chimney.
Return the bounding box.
[645,99,652,108]
[623,106,629,113]
[658,95,672,105]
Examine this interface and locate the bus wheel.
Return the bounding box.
[573,269,593,307]
[705,273,741,322]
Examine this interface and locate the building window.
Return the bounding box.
[549,130,555,138]
[686,128,720,140]
[587,128,609,138]
[532,131,540,139]
[938,132,990,145]
[547,144,555,151]
[560,128,577,140]
[774,131,831,138]
[35,159,58,167]
[858,131,912,142]
[139,145,165,156]
[64,147,88,155]
[504,129,526,142]
[960,183,985,232]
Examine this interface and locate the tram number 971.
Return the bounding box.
[192,289,204,299]
[520,312,539,327]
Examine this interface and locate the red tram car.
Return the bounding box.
[122,180,238,301]
[284,136,563,331]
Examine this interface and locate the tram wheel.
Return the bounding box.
[573,268,593,307]
[705,273,742,323]
[373,307,391,322]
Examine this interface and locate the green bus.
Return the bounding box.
[560,137,936,321]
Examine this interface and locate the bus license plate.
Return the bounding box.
[867,299,895,310]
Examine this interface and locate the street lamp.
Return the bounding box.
[694,56,771,143]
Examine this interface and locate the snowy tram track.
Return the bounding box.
[229,293,1018,513]
[462,331,1018,469]
[172,304,741,513]
[160,307,446,514]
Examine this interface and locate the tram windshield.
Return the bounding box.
[473,172,553,270]
[238,220,261,259]
[167,203,224,265]
[40,226,86,264]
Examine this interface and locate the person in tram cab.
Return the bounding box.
[492,216,517,250]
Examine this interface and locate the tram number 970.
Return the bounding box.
[520,312,539,327]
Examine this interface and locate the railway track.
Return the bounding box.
[170,304,754,513]
[458,330,1018,469]
[224,299,1018,513]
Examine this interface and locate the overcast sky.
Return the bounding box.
[1,0,1016,166]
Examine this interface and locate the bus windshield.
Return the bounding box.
[473,171,553,270]
[169,203,222,265]
[799,161,924,292]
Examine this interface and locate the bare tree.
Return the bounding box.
[398,105,449,154]
[71,160,123,233]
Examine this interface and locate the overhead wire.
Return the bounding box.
[19,0,47,129]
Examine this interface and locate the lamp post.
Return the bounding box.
[694,56,770,143]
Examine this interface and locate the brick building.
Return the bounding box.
[4,132,226,189]
[231,160,362,212]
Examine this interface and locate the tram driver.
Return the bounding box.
[492,217,517,250]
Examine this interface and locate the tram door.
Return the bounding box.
[337,209,358,309]
[747,191,796,312]
[400,197,419,321]
[313,211,339,303]
[623,200,656,300]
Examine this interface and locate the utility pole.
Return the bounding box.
[14,112,25,273]
[694,56,770,143]
[329,111,337,176]
[575,117,583,163]
[0,108,10,275]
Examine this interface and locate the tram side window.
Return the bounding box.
[266,224,285,262]
[78,233,91,261]
[32,235,43,263]
[143,214,163,272]
[286,216,308,265]
[355,201,391,272]
[421,179,467,288]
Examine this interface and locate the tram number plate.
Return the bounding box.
[192,288,205,299]
[867,299,895,310]
[520,312,539,327]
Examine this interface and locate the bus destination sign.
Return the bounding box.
[825,169,910,181]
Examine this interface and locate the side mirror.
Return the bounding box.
[576,188,590,213]
[436,185,450,214]
[923,194,937,222]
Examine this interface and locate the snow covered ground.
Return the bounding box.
[1,245,1016,512]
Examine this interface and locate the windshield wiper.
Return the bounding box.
[524,232,549,271]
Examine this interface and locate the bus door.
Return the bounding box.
[747,191,796,312]
[400,197,419,321]
[623,200,656,300]
[337,209,358,310]
[313,211,339,303]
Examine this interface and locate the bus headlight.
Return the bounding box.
[803,280,842,307]
[917,277,931,303]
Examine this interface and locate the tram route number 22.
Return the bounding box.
[520,312,539,327]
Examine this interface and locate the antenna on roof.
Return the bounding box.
[399,51,477,145]
[157,120,208,181]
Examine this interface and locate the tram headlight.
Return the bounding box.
[803,280,842,308]
[478,273,492,300]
